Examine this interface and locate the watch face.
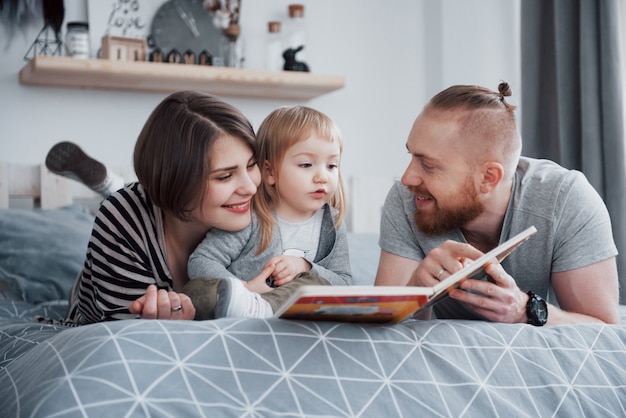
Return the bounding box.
[534,300,548,322]
[528,292,548,326]
[151,0,221,56]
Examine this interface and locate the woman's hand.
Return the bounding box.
[129,284,196,320]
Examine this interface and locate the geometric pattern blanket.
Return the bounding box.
[2,300,626,417]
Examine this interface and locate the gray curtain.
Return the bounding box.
[521,0,626,303]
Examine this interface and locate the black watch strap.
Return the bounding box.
[526,290,548,326]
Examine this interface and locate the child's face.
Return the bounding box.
[267,135,340,222]
[196,135,260,231]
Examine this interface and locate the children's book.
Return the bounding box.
[274,226,537,323]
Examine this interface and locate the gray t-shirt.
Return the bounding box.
[379,157,617,320]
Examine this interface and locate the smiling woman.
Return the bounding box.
[203,134,260,232]
[56,90,260,325]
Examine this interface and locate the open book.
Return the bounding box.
[274,226,537,323]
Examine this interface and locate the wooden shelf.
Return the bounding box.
[19,55,345,101]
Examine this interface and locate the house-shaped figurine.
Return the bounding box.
[101,35,147,62]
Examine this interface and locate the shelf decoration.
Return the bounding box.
[102,0,145,37]
[23,0,65,61]
[101,35,147,62]
[1,0,42,48]
[93,0,145,59]
[204,0,243,68]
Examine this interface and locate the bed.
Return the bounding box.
[1,163,625,417]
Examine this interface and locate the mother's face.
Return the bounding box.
[193,135,261,231]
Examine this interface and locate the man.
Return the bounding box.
[375,82,620,325]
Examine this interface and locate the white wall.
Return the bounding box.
[425,0,521,98]
[0,0,520,181]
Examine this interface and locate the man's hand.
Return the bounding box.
[449,261,527,323]
[408,240,483,287]
[405,241,527,323]
[129,284,196,320]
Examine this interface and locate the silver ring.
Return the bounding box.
[171,305,182,312]
[435,268,445,280]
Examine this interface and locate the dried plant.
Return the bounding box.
[203,0,240,31]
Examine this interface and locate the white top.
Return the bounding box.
[277,208,323,262]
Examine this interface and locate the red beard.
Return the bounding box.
[408,182,484,236]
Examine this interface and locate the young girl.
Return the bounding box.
[185,106,352,318]
[64,91,260,324]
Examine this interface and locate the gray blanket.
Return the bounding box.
[1,298,625,417]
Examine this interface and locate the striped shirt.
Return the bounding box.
[66,183,172,325]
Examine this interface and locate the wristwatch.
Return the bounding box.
[526,291,548,326]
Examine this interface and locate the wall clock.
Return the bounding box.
[150,0,221,57]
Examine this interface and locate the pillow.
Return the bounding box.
[0,205,94,304]
[347,233,380,286]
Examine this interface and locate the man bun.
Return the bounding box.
[498,81,513,98]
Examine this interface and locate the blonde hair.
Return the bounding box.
[254,106,346,253]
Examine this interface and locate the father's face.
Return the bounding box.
[401,110,484,235]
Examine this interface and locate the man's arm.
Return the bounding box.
[454,257,621,325]
[379,245,621,325]
[549,257,621,324]
[374,250,419,286]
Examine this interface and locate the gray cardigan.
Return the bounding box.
[188,204,352,286]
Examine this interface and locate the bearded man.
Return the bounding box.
[375,82,620,325]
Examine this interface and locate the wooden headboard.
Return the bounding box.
[0,162,73,209]
[0,162,135,212]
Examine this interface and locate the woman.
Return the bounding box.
[65,91,260,324]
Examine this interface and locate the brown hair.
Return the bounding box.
[254,106,346,253]
[426,82,521,177]
[133,91,256,220]
[428,82,517,111]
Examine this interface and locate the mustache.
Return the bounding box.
[407,185,432,198]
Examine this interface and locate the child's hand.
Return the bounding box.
[266,255,311,287]
[247,263,276,293]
